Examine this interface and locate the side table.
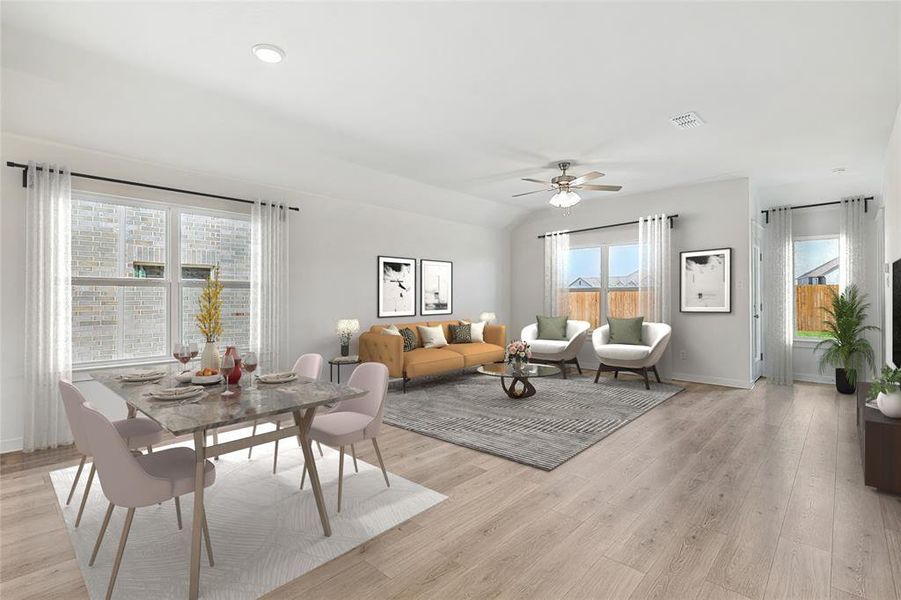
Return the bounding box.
[329,355,361,384]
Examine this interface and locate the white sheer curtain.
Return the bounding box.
[840,196,867,290]
[24,162,73,451]
[250,201,289,371]
[544,231,570,316]
[638,214,672,323]
[764,206,793,385]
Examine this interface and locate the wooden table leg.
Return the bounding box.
[188,430,206,600]
[293,409,331,537]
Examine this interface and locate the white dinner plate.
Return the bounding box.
[257,372,298,384]
[148,386,205,401]
[120,370,166,383]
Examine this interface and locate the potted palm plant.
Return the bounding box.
[815,284,878,394]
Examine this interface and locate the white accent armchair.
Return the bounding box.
[592,322,672,389]
[521,320,591,378]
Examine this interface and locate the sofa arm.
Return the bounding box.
[359,332,404,379]
[484,324,507,348]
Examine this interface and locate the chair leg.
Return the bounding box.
[351,443,358,473]
[317,441,323,457]
[642,368,650,390]
[574,358,582,375]
[89,502,115,566]
[300,464,307,490]
[146,445,153,454]
[614,370,619,379]
[248,421,257,459]
[174,496,183,530]
[560,360,568,379]
[105,507,135,600]
[652,365,662,383]
[337,446,345,513]
[211,429,219,461]
[272,422,281,475]
[66,455,87,506]
[202,508,214,567]
[75,463,96,528]
[372,438,390,488]
[594,368,602,383]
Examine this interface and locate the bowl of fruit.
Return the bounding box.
[192,368,222,385]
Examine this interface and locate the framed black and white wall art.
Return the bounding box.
[420,259,453,316]
[378,256,416,318]
[680,248,732,313]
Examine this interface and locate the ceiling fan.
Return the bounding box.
[513,161,622,210]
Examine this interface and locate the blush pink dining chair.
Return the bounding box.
[248,353,325,473]
[78,400,216,600]
[301,362,390,512]
[59,380,165,528]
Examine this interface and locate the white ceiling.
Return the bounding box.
[2,1,899,226]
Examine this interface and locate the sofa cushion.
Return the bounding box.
[449,323,471,343]
[461,320,486,342]
[595,343,653,362]
[444,342,505,367]
[370,322,426,346]
[399,328,417,352]
[536,315,568,340]
[608,316,644,345]
[418,324,448,348]
[528,338,570,357]
[403,348,465,378]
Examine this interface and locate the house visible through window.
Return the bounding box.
[71,193,251,366]
[565,243,639,329]
[793,237,839,339]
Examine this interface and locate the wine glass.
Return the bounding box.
[221,354,235,396]
[242,351,258,388]
[175,344,192,373]
[188,342,199,369]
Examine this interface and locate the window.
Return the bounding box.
[565,243,639,328]
[793,237,839,339]
[71,193,251,367]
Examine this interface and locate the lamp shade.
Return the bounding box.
[336,319,360,334]
[549,190,581,208]
[479,312,496,323]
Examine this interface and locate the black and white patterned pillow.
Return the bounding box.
[449,323,472,344]
[399,328,417,352]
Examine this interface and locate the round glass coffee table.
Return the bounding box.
[476,362,562,399]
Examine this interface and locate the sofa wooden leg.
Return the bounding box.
[574,358,582,375]
[403,378,409,393]
[642,368,651,390]
[652,365,662,383]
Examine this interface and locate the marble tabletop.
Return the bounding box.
[92,368,366,436]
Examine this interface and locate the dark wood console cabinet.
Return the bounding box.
[857,382,901,494]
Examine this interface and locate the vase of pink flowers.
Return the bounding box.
[506,340,531,371]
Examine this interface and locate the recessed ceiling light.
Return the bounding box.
[670,111,705,130]
[252,44,285,64]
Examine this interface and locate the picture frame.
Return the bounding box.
[680,248,732,313]
[420,259,453,316]
[377,256,416,318]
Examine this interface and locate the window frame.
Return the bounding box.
[791,234,840,346]
[71,191,251,370]
[566,241,640,330]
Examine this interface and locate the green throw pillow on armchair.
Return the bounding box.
[536,315,568,341]
[607,316,644,345]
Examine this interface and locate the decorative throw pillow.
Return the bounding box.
[608,316,644,345]
[381,325,401,336]
[536,315,568,341]
[399,328,417,352]
[462,320,486,343]
[449,323,472,344]
[417,324,448,348]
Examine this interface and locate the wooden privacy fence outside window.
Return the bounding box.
[795,284,838,333]
[567,290,640,329]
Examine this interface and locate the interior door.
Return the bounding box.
[752,235,764,380]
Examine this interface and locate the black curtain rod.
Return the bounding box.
[760,197,873,224]
[537,214,679,239]
[5,161,299,212]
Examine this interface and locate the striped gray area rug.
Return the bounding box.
[384,372,683,470]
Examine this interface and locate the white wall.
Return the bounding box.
[0,134,511,452]
[510,178,753,389]
[885,103,901,368]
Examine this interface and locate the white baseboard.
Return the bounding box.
[793,373,835,385]
[1,437,23,454]
[668,372,754,390]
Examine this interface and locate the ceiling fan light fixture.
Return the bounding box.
[549,190,581,209]
[252,43,286,63]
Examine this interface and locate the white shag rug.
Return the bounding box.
[49,425,446,599]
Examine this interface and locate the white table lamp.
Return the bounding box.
[479,312,496,323]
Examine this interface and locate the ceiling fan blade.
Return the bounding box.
[521,178,553,185]
[568,171,605,186]
[573,184,623,192]
[512,188,555,198]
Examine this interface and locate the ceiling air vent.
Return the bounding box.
[670,111,705,130]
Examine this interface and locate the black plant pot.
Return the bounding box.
[835,368,856,395]
[340,344,349,357]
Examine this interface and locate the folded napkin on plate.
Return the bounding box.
[259,372,296,380]
[122,370,166,379]
[152,385,204,397]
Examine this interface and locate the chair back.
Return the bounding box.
[335,362,388,428]
[566,320,591,340]
[78,402,171,507]
[292,353,323,380]
[58,380,91,455]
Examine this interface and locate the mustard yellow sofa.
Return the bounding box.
[359,320,506,391]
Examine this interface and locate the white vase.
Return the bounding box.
[877,391,901,418]
[200,341,220,371]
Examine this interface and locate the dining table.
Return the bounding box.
[91,367,366,600]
